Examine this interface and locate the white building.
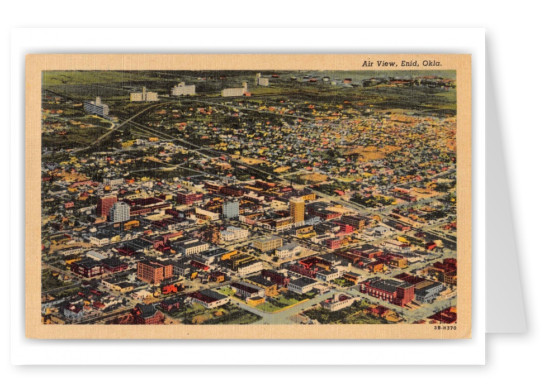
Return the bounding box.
[275,242,302,260]
[222,198,240,219]
[88,236,110,247]
[243,191,265,203]
[194,207,220,221]
[189,289,230,309]
[231,281,265,298]
[171,82,196,96]
[320,294,358,312]
[311,233,335,244]
[130,87,159,102]
[256,73,269,87]
[288,277,318,294]
[174,239,209,256]
[220,226,249,242]
[84,97,109,117]
[86,250,107,261]
[221,82,248,97]
[316,269,340,282]
[109,202,131,223]
[237,260,263,276]
[131,289,152,300]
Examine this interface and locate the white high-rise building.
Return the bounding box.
[222,198,240,219]
[84,97,109,117]
[130,86,159,102]
[171,82,196,96]
[109,202,131,223]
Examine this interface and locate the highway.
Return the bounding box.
[43,88,170,154]
[82,102,170,151]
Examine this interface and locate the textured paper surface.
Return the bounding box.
[26,54,471,339]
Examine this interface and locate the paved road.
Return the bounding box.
[348,286,456,323]
[229,289,337,325]
[83,102,170,150]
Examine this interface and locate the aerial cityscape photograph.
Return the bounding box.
[39,68,460,329]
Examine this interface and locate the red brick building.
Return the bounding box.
[341,215,366,230]
[326,238,343,249]
[96,195,117,217]
[176,192,204,205]
[289,263,317,279]
[137,260,173,284]
[123,197,171,216]
[220,185,244,197]
[101,258,128,273]
[159,299,181,313]
[361,277,414,307]
[261,269,290,287]
[70,260,104,278]
[428,258,457,285]
[131,304,164,324]
[428,306,457,324]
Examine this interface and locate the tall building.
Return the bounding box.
[96,195,117,217]
[222,198,240,219]
[137,260,173,284]
[289,197,305,224]
[171,82,196,96]
[84,97,109,117]
[130,86,159,102]
[109,201,131,223]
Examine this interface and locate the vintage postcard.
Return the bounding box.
[26,54,471,339]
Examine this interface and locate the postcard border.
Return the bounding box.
[25,54,471,339]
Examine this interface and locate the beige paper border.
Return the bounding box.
[26,54,471,339]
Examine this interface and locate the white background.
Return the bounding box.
[9,27,486,366]
[1,0,548,389]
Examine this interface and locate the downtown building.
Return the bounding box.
[361,277,414,307]
[222,197,240,219]
[252,236,283,252]
[137,260,173,284]
[96,195,117,217]
[220,226,249,242]
[289,197,305,225]
[172,238,209,256]
[176,191,203,205]
[109,201,131,223]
